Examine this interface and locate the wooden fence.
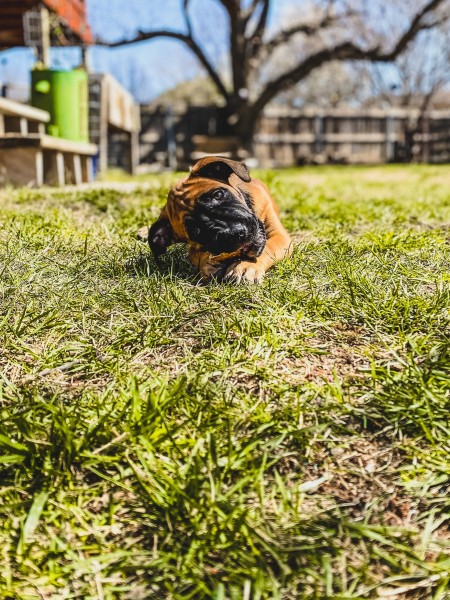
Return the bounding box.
[109,104,450,170]
[256,108,450,167]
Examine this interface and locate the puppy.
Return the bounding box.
[144,156,292,283]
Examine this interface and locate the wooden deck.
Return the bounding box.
[0,98,97,186]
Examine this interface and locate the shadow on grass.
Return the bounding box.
[125,245,201,284]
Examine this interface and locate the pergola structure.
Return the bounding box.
[0,0,93,50]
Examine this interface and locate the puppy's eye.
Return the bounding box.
[212,190,224,201]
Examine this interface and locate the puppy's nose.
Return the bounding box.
[216,223,248,243]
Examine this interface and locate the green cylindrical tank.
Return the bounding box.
[31,69,89,142]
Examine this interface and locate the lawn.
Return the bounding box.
[1,165,450,599]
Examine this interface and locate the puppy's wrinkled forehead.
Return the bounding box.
[169,157,251,210]
[190,156,251,183]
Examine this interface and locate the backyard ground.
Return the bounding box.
[0,165,449,599]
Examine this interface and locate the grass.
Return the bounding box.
[0,164,450,599]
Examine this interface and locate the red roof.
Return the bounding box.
[42,0,93,44]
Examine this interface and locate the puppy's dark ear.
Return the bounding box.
[192,157,251,183]
[148,217,174,261]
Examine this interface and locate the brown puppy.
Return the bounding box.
[145,156,292,283]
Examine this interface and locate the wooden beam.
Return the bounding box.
[56,151,65,185]
[35,150,44,186]
[38,5,51,66]
[86,157,94,182]
[129,130,139,175]
[19,118,28,135]
[0,97,50,122]
[41,135,97,155]
[0,135,97,155]
[73,154,82,185]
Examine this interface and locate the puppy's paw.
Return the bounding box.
[136,226,149,242]
[225,261,265,284]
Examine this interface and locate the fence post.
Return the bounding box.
[165,107,177,171]
[422,114,430,163]
[314,114,324,155]
[385,115,394,162]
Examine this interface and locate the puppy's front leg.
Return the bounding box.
[225,210,292,284]
[189,247,227,281]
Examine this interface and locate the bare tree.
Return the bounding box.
[101,0,450,148]
[271,62,371,109]
[364,20,450,161]
[370,24,450,110]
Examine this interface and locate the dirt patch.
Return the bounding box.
[278,348,368,385]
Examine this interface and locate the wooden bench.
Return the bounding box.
[0,97,97,186]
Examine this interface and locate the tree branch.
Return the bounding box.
[252,0,449,116]
[102,30,230,103]
[261,11,349,57]
[246,0,270,47]
[244,0,261,18]
[244,0,269,26]
[183,0,193,36]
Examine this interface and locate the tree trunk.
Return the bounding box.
[225,99,260,155]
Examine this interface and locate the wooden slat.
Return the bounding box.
[35,150,44,186]
[263,107,450,120]
[105,74,140,132]
[0,0,33,48]
[0,133,97,155]
[0,9,34,17]
[0,0,36,10]
[72,154,82,184]
[0,135,41,148]
[0,18,25,26]
[41,135,97,155]
[0,98,50,122]
[56,151,65,185]
[255,133,315,144]
[0,30,25,45]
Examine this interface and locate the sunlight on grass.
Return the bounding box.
[1,165,450,598]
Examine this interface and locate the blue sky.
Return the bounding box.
[0,0,290,102]
[2,1,440,104]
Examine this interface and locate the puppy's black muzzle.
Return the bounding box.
[184,188,266,258]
